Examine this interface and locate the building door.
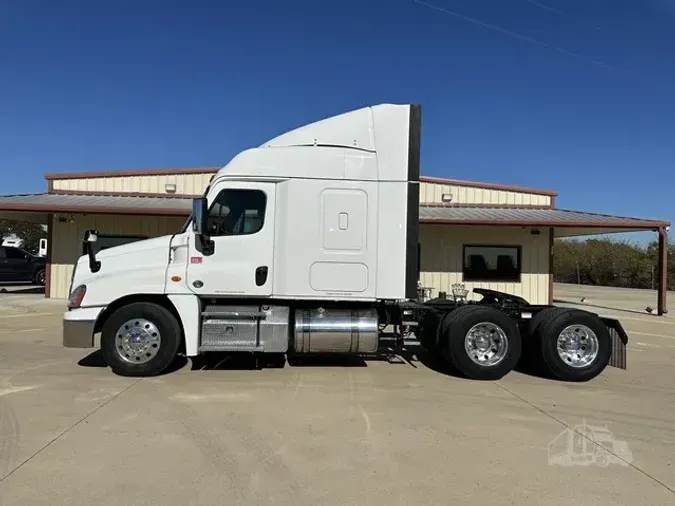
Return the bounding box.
[186,181,276,297]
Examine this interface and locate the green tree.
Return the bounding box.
[553,236,673,291]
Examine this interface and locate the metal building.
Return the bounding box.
[0,167,669,314]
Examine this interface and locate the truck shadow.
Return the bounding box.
[186,345,505,378]
[514,358,557,381]
[412,349,467,379]
[77,350,107,368]
[77,349,189,375]
[190,353,369,370]
[408,344,560,382]
[191,347,427,371]
[76,347,558,381]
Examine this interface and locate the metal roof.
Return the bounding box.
[0,193,669,230]
[0,193,191,216]
[419,205,670,229]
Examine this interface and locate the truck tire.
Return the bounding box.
[520,307,574,371]
[101,302,182,377]
[534,309,611,382]
[440,305,522,380]
[527,307,574,337]
[33,268,46,286]
[418,308,443,351]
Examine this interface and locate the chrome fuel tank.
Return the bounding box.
[293,308,379,354]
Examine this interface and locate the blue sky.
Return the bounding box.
[1,0,674,230]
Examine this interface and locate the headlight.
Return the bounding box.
[68,285,87,309]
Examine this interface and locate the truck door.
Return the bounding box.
[186,181,276,297]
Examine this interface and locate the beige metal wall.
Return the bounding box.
[52,173,213,196]
[419,225,551,305]
[49,213,186,299]
[52,174,551,206]
[420,181,552,207]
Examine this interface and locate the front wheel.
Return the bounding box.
[441,305,522,380]
[101,302,182,377]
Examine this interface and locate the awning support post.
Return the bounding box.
[548,227,554,304]
[657,227,668,316]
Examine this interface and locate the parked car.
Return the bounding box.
[0,246,47,285]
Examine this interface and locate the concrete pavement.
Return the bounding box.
[553,282,673,316]
[1,288,674,505]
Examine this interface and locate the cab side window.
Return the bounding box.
[207,189,267,237]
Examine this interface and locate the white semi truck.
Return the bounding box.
[63,103,628,381]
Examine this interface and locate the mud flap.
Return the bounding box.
[601,317,628,370]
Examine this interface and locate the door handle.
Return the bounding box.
[255,266,268,287]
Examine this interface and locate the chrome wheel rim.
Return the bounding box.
[37,271,45,285]
[115,318,161,364]
[464,322,509,366]
[557,325,599,368]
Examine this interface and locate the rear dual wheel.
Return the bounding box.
[530,308,611,382]
[441,305,522,380]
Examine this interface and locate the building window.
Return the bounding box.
[463,245,521,282]
[82,235,148,256]
[207,189,266,236]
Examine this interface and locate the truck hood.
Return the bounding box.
[95,235,173,260]
[71,234,176,307]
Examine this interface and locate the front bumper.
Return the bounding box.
[63,307,104,348]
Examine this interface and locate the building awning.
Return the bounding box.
[420,205,670,237]
[0,193,669,237]
[0,192,192,218]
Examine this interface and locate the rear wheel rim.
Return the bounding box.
[556,325,599,368]
[464,322,509,366]
[115,318,161,364]
[37,270,45,285]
